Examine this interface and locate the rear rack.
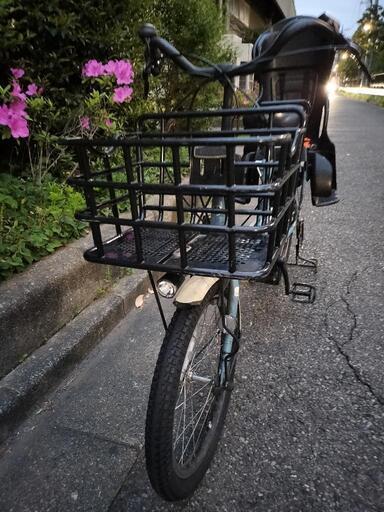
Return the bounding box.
[66,106,306,280]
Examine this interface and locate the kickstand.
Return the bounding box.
[277,259,316,304]
[287,220,318,273]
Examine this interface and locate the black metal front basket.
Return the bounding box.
[66,105,306,280]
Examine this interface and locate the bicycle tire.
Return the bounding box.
[145,284,236,501]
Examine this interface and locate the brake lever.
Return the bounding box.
[142,40,163,98]
[142,39,150,99]
[140,24,158,99]
[344,39,372,82]
[354,52,372,82]
[151,47,163,76]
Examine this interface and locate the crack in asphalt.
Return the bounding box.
[324,269,384,406]
[339,270,359,348]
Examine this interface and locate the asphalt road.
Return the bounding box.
[0,97,383,512]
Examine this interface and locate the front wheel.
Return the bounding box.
[145,284,237,501]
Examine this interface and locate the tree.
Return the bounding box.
[338,1,384,83]
[354,2,384,74]
[150,0,232,112]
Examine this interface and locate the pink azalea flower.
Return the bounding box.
[82,60,105,78]
[11,81,26,101]
[80,116,90,129]
[9,100,27,117]
[104,60,117,75]
[8,116,29,138]
[11,68,25,79]
[113,86,133,103]
[105,118,113,127]
[0,104,10,125]
[114,60,134,85]
[26,83,38,96]
[37,86,44,95]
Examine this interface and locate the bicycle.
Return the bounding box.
[66,14,369,502]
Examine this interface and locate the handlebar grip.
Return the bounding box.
[138,23,158,41]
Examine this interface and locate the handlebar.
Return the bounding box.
[139,24,233,80]
[138,18,371,85]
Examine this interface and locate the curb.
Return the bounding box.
[0,269,155,445]
[0,225,126,379]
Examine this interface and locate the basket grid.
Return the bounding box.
[66,106,306,279]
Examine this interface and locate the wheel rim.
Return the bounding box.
[172,299,223,472]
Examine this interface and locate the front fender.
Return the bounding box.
[174,276,219,307]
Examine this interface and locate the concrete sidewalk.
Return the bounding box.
[0,294,174,512]
[0,269,154,444]
[340,86,384,97]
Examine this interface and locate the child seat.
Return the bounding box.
[246,14,344,205]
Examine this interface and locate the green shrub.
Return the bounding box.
[0,0,229,119]
[0,174,86,280]
[0,0,149,111]
[0,0,232,279]
[0,0,230,176]
[152,0,232,112]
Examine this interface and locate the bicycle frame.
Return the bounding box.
[199,82,238,386]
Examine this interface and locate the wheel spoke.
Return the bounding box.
[190,332,220,373]
[175,380,212,411]
[193,393,216,456]
[174,380,213,453]
[176,388,215,462]
[180,392,215,461]
[172,299,231,468]
[181,383,187,464]
[174,380,186,444]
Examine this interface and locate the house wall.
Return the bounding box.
[222,32,253,90]
[276,0,296,18]
[227,0,296,34]
[222,0,296,91]
[228,0,270,33]
[229,0,250,27]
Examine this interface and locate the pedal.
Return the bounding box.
[290,282,316,303]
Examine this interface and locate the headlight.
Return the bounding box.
[325,78,338,97]
[157,273,183,298]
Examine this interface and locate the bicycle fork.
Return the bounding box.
[219,279,240,386]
